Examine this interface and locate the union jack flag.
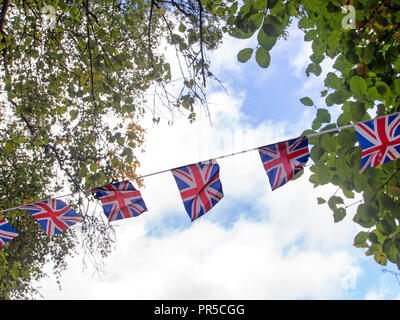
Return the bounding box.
[355,112,400,174]
[171,160,224,221]
[91,181,147,222]
[258,136,310,190]
[0,220,18,247]
[19,199,82,237]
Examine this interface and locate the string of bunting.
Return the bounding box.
[1,112,399,246]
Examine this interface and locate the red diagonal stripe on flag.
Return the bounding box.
[361,118,400,166]
[100,186,142,219]
[33,200,71,231]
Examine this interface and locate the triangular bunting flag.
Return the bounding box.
[171,160,224,221]
[0,219,19,247]
[19,199,82,237]
[355,112,400,174]
[258,136,310,190]
[91,181,147,222]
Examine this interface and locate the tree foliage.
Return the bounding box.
[3,0,400,298]
[0,0,223,298]
[222,0,400,270]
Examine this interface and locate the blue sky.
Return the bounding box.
[36,23,400,300]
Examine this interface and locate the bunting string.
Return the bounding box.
[0,120,356,215]
[0,111,399,244]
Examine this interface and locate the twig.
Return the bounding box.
[197,0,206,87]
[148,0,155,62]
[84,0,98,120]
[377,167,400,192]
[382,269,400,287]
[0,0,9,33]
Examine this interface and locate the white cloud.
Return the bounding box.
[37,213,361,300]
[363,271,400,300]
[365,290,385,300]
[208,35,254,77]
[276,26,312,79]
[37,215,361,299]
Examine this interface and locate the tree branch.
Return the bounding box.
[48,144,82,193]
[197,0,206,87]
[148,0,155,62]
[0,0,9,34]
[84,0,99,120]
[377,167,400,192]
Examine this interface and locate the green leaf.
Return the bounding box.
[305,63,322,76]
[325,72,341,90]
[257,29,277,51]
[300,96,314,106]
[376,81,391,97]
[368,232,379,244]
[394,78,400,94]
[361,43,376,64]
[350,76,368,96]
[344,184,356,197]
[370,53,387,74]
[312,118,322,130]
[377,215,396,236]
[267,0,278,9]
[78,166,88,178]
[5,141,14,153]
[310,145,325,162]
[326,90,350,106]
[229,28,255,39]
[350,101,366,123]
[237,48,253,63]
[337,129,356,147]
[304,29,317,41]
[382,238,392,254]
[178,23,186,33]
[387,241,399,264]
[333,207,346,223]
[9,268,20,281]
[328,195,344,210]
[374,250,387,266]
[321,134,336,153]
[311,53,325,64]
[111,28,119,41]
[358,203,379,220]
[316,108,331,123]
[262,15,281,37]
[354,231,369,245]
[117,136,125,146]
[298,15,315,29]
[255,47,271,68]
[90,162,98,173]
[328,30,340,49]
[31,50,39,59]
[333,53,353,73]
[367,86,380,101]
[69,110,78,121]
[247,12,264,32]
[317,197,326,204]
[337,112,352,126]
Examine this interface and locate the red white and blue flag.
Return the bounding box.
[0,220,18,247]
[171,160,224,221]
[19,199,82,237]
[258,136,310,190]
[92,181,147,222]
[355,113,400,174]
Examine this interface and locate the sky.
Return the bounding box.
[34,23,400,300]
